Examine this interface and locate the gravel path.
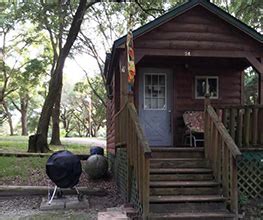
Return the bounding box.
[0,178,124,220]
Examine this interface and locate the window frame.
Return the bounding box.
[195,76,219,99]
[144,72,167,110]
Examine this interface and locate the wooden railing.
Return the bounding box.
[204,98,241,217]
[216,105,263,148]
[115,102,151,219]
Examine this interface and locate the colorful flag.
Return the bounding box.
[126,30,136,91]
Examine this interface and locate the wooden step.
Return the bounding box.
[148,211,235,219]
[150,186,221,196]
[150,168,213,174]
[150,158,209,168]
[150,181,219,187]
[150,195,227,213]
[150,195,226,203]
[150,173,214,181]
[150,181,220,196]
[151,147,204,158]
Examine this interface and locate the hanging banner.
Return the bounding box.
[126,30,136,92]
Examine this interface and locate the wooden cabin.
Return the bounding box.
[104,0,263,219]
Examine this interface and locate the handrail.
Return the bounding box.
[207,105,241,158]
[128,103,152,157]
[217,104,263,108]
[204,97,241,218]
[115,102,151,219]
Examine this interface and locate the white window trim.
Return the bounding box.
[195,76,219,99]
[144,73,167,110]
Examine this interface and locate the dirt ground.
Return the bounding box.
[0,161,109,187]
[240,198,263,220]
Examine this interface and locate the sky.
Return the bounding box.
[64,53,101,83]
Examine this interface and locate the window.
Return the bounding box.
[144,73,166,110]
[195,76,218,99]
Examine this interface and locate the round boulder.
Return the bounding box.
[84,155,108,179]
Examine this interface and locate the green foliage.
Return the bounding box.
[239,192,249,206]
[244,68,258,105]
[229,0,263,31]
[60,75,106,137]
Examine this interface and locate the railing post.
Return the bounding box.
[231,157,238,218]
[236,109,243,147]
[230,108,236,141]
[252,107,258,145]
[259,108,263,145]
[204,94,210,158]
[244,108,250,147]
[143,158,150,219]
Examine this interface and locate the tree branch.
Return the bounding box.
[73,58,107,107]
[134,0,165,19]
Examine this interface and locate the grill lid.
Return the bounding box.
[46,150,82,188]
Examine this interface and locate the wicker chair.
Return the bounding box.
[183,111,204,147]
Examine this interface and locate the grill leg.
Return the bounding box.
[48,186,57,205]
[72,187,83,201]
[73,187,80,195]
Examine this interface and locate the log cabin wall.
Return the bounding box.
[106,94,115,155]
[106,68,119,155]
[134,6,262,56]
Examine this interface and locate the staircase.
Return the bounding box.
[148,147,235,219]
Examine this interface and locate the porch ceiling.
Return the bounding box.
[138,56,249,71]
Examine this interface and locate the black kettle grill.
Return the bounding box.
[46,150,83,204]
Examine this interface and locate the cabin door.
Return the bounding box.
[139,68,173,146]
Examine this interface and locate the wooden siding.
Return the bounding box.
[134,6,262,55]
[106,69,118,155]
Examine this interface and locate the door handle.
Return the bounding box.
[168,110,172,132]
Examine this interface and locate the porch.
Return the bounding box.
[132,55,263,147]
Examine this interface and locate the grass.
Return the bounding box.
[0,156,48,182]
[0,136,102,154]
[0,136,106,185]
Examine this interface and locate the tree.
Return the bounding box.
[0,4,19,135]
[18,0,79,145]
[28,0,96,153]
[10,58,48,135]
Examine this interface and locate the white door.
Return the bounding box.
[139,68,173,146]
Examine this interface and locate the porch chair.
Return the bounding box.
[183,111,204,147]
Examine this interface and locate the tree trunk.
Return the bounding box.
[20,96,28,136]
[50,90,62,145]
[27,0,90,152]
[28,134,49,153]
[2,101,14,136]
[21,109,28,136]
